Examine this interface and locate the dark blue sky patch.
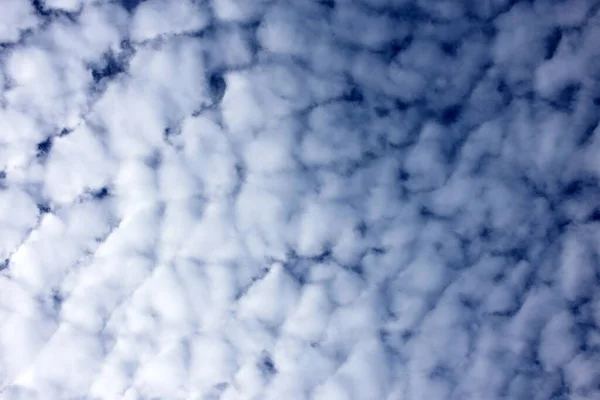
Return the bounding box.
[438,104,463,126]
[258,352,277,377]
[548,378,568,400]
[495,79,514,105]
[36,137,52,158]
[37,203,51,214]
[458,293,480,312]
[549,84,580,112]
[369,247,386,255]
[478,21,498,39]
[506,246,529,263]
[58,128,71,137]
[91,186,110,200]
[119,0,145,12]
[374,105,390,117]
[478,225,492,242]
[348,263,365,279]
[560,176,598,198]
[312,248,332,263]
[30,0,79,20]
[91,53,127,83]
[344,86,364,104]
[281,257,311,286]
[440,40,459,57]
[544,27,562,60]
[545,215,572,242]
[397,168,411,182]
[586,208,600,223]
[380,35,414,62]
[208,72,227,104]
[394,98,411,111]
[389,3,430,23]
[355,220,368,237]
[51,289,63,312]
[568,298,599,354]
[31,0,51,17]
[317,0,335,10]
[576,116,599,147]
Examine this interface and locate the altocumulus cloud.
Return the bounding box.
[1,0,600,399]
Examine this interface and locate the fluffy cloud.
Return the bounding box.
[0,0,599,399]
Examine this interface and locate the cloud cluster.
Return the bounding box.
[1,0,600,399]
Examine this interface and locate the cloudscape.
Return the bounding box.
[1,0,600,399]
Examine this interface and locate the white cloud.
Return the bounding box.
[257,2,329,58]
[47,4,127,62]
[43,0,82,12]
[238,262,300,327]
[283,283,332,341]
[332,5,403,50]
[539,310,578,372]
[14,324,103,397]
[559,230,596,301]
[212,0,272,23]
[0,0,38,43]
[5,47,64,120]
[134,339,189,398]
[333,337,391,399]
[189,336,236,394]
[1,0,600,399]
[130,0,210,41]
[221,70,267,135]
[0,188,38,261]
[43,125,116,204]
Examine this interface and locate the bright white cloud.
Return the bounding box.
[0,0,38,43]
[130,0,210,41]
[0,0,599,399]
[43,0,83,12]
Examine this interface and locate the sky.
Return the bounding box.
[0,0,600,399]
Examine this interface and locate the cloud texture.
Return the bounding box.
[1,0,600,399]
